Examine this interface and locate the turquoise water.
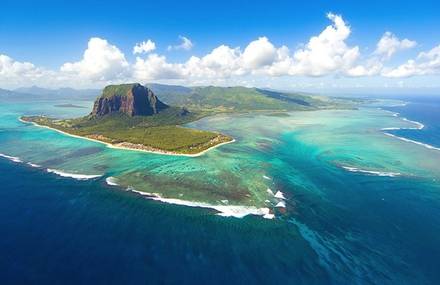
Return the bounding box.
[1,97,440,284]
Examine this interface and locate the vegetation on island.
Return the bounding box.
[22,83,232,155]
[22,111,231,155]
[146,84,358,112]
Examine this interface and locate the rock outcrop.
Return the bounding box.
[91,83,169,117]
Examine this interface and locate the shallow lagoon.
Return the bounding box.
[1,98,440,283]
[1,99,439,214]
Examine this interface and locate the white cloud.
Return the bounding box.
[242,37,277,69]
[374,32,416,59]
[289,13,360,76]
[346,62,383,77]
[383,44,440,77]
[0,54,50,87]
[2,14,440,89]
[60,37,129,81]
[344,32,416,77]
[133,54,183,80]
[167,36,193,51]
[132,13,364,81]
[133,39,156,54]
[184,45,244,78]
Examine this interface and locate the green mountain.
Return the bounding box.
[147,84,344,112]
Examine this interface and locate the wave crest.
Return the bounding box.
[0,153,23,163]
[341,166,401,177]
[127,187,274,219]
[46,169,102,180]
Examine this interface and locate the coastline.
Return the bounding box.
[19,117,235,157]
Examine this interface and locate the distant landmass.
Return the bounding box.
[146,84,355,112]
[0,88,35,100]
[8,86,100,100]
[2,83,358,111]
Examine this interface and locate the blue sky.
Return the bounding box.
[1,0,440,93]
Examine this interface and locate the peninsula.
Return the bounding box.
[21,83,233,156]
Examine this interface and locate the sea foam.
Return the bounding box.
[384,133,440,151]
[341,166,401,177]
[0,153,23,163]
[105,176,119,186]
[46,169,102,180]
[402,118,425,130]
[26,162,41,168]
[126,187,273,219]
[380,111,440,151]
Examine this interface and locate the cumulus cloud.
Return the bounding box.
[383,44,440,77]
[133,54,183,80]
[2,14,439,89]
[289,13,360,76]
[184,45,244,78]
[344,32,416,77]
[133,39,156,54]
[0,54,50,87]
[345,61,383,77]
[375,32,416,59]
[60,37,129,81]
[167,36,193,51]
[241,37,277,69]
[132,13,362,82]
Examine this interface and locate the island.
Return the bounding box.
[20,83,361,156]
[21,83,233,156]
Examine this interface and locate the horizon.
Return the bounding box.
[1,0,440,94]
[4,82,440,98]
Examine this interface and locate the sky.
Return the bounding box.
[1,0,440,93]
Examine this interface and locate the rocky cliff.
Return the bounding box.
[91,83,169,117]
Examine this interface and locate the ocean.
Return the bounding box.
[0,96,439,284]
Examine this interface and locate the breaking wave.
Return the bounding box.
[126,187,274,219]
[46,169,102,180]
[0,153,23,163]
[384,133,440,151]
[341,166,401,177]
[105,176,119,186]
[381,109,440,152]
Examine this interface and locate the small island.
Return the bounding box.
[21,83,233,156]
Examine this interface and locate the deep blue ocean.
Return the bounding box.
[1,96,440,284]
[384,96,440,149]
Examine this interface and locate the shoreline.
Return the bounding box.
[19,117,235,157]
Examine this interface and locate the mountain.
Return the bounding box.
[91,83,169,117]
[5,83,354,111]
[22,83,231,155]
[0,88,33,99]
[146,84,335,111]
[14,86,99,100]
